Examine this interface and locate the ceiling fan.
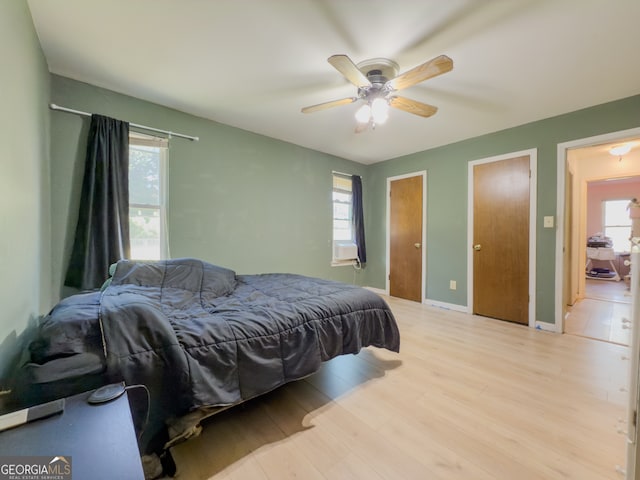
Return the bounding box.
[301,54,453,131]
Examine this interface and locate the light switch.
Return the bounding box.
[544,216,554,228]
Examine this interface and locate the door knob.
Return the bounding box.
[473,244,482,251]
[414,243,421,249]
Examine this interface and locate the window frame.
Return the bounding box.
[128,133,169,260]
[332,173,357,266]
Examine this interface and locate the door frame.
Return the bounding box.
[467,149,538,328]
[554,126,640,333]
[386,171,427,299]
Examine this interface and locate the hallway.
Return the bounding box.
[565,279,631,346]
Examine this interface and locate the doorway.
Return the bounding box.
[467,150,537,326]
[558,136,640,345]
[386,172,426,302]
[565,278,631,345]
[556,130,640,335]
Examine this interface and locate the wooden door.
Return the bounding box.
[390,175,423,302]
[473,156,530,324]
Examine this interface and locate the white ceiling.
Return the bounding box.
[570,136,640,185]
[27,0,640,165]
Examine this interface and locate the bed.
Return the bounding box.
[24,258,400,454]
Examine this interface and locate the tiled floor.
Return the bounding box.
[565,278,631,346]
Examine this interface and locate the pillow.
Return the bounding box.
[164,259,237,298]
[109,258,237,298]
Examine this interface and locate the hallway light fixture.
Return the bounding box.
[609,143,632,159]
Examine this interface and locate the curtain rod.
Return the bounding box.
[49,103,199,142]
[332,170,361,178]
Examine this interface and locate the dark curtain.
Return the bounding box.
[352,175,367,264]
[64,114,130,290]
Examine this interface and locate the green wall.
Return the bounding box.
[0,0,51,385]
[7,2,638,342]
[364,95,640,323]
[50,75,368,301]
[48,73,640,325]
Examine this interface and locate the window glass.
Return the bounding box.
[333,174,353,245]
[129,134,168,260]
[129,207,162,260]
[129,145,160,205]
[603,199,631,252]
[332,173,358,263]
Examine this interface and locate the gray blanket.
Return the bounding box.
[103,258,399,407]
[29,258,400,450]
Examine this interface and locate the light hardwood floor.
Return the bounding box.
[171,296,629,480]
[565,279,631,346]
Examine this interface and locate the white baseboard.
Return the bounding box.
[364,287,388,296]
[423,298,469,313]
[535,320,558,333]
[376,290,557,331]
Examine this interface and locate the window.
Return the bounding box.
[332,173,357,264]
[603,199,632,252]
[333,174,353,242]
[128,133,168,260]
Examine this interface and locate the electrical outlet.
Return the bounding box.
[449,280,456,290]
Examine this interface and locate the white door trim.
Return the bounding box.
[555,126,640,333]
[386,171,427,300]
[467,149,538,327]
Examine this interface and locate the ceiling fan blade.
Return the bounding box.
[389,96,438,118]
[328,55,372,88]
[301,97,358,114]
[386,55,453,91]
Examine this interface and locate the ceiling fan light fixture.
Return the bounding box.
[355,103,371,123]
[302,53,453,131]
[371,97,389,124]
